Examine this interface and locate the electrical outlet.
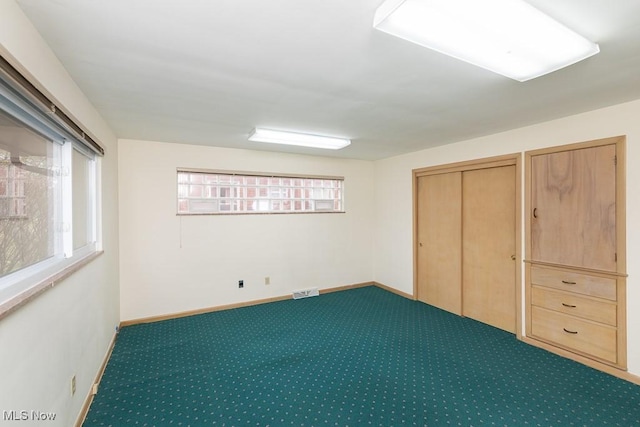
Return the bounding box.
[265,276,270,285]
[70,375,76,396]
[238,280,244,288]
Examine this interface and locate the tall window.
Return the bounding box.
[177,170,344,215]
[0,66,100,297]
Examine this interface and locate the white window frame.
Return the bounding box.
[0,138,100,295]
[177,169,345,215]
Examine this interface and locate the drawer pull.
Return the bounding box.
[562,303,577,308]
[563,328,578,334]
[561,280,577,285]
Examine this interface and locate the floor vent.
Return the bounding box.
[292,288,319,300]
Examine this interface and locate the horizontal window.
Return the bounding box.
[177,170,344,215]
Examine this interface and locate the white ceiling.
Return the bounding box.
[15,0,640,160]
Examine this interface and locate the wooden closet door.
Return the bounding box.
[416,172,462,315]
[531,145,616,271]
[462,165,516,332]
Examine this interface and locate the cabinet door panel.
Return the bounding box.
[462,165,516,332]
[531,145,616,271]
[416,172,462,315]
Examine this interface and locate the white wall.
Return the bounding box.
[373,98,640,376]
[0,1,119,426]
[118,139,375,321]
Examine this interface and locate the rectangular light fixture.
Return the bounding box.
[248,128,351,150]
[373,0,600,82]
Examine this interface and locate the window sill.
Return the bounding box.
[0,250,103,321]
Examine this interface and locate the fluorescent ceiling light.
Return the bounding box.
[248,128,351,150]
[373,0,600,82]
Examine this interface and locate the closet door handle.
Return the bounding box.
[533,208,538,218]
[563,328,578,335]
[562,303,577,308]
[561,280,577,285]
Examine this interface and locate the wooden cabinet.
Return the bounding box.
[415,155,520,333]
[530,265,619,364]
[525,137,627,369]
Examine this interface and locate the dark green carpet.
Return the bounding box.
[83,286,640,426]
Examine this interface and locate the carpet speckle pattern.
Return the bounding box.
[84,286,640,426]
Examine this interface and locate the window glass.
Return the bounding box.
[177,171,344,215]
[0,111,56,278]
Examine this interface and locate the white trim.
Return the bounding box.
[61,141,73,258]
[95,157,103,252]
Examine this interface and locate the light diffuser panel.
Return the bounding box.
[373,0,599,81]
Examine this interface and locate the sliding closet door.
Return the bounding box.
[416,172,462,315]
[462,165,516,332]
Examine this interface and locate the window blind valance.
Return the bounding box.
[0,55,104,156]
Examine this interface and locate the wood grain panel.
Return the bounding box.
[531,144,616,271]
[462,165,516,332]
[531,286,617,326]
[416,172,462,315]
[531,306,617,364]
[530,265,616,300]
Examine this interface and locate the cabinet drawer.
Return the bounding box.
[531,306,617,363]
[530,266,616,300]
[531,286,617,326]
